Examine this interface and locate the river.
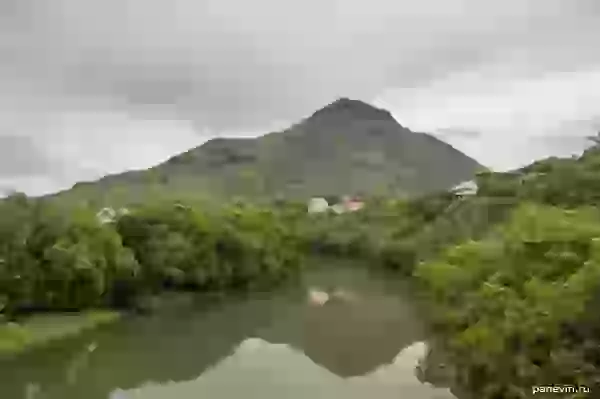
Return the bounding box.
[0,259,455,399]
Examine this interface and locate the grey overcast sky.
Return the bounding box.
[1,0,600,195]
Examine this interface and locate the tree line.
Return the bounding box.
[0,196,303,318]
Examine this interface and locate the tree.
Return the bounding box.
[586,130,600,147]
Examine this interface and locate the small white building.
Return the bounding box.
[452,180,478,196]
[330,203,345,214]
[96,207,130,224]
[96,207,117,224]
[307,197,329,214]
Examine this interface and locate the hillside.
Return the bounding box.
[50,98,482,205]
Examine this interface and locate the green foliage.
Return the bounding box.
[116,200,303,291]
[0,195,304,319]
[476,149,600,208]
[416,204,600,396]
[293,192,467,274]
[0,195,139,315]
[0,310,120,355]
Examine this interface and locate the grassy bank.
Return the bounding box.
[0,310,120,355]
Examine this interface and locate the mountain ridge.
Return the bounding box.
[49,98,483,205]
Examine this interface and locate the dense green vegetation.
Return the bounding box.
[0,195,303,321]
[295,193,458,270]
[296,192,515,276]
[416,204,600,396]
[414,147,600,397]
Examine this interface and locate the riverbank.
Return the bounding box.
[0,264,452,399]
[0,310,120,356]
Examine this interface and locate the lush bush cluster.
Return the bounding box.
[116,201,303,292]
[476,147,600,208]
[0,194,140,316]
[294,191,509,276]
[415,148,600,398]
[0,195,303,318]
[416,204,600,397]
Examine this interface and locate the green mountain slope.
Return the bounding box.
[50,98,482,205]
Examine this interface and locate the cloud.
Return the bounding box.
[0,136,52,177]
[1,0,600,193]
[379,66,600,169]
[434,129,482,140]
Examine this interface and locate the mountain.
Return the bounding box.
[50,98,483,205]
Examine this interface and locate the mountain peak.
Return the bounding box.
[308,97,394,123]
[53,96,481,203]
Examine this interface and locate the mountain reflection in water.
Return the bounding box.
[1,263,455,399]
[111,338,454,399]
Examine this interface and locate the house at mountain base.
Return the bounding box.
[343,196,365,212]
[307,195,365,214]
[451,180,478,197]
[96,207,130,224]
[308,197,329,214]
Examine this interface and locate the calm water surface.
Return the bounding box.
[0,259,455,399]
